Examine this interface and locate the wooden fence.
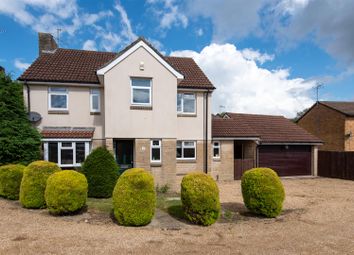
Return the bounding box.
[318,151,354,180]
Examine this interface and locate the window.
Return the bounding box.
[131,78,151,105]
[48,87,68,110]
[151,140,161,163]
[90,89,100,112]
[213,141,220,159]
[44,141,90,167]
[176,141,196,159]
[177,93,196,114]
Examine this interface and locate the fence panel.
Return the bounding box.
[318,151,354,180]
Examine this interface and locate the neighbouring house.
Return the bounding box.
[297,101,354,151]
[19,33,214,188]
[211,113,322,180]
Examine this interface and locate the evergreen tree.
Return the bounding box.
[0,73,41,165]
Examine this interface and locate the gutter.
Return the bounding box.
[25,81,31,113]
[204,90,210,173]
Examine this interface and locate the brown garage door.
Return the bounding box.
[258,145,312,176]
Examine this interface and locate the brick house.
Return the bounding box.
[297,101,354,151]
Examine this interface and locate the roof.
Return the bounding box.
[41,127,95,139]
[213,112,322,144]
[19,38,214,90]
[319,101,354,116]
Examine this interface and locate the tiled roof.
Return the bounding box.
[19,38,214,90]
[213,113,322,143]
[41,127,95,139]
[320,101,354,116]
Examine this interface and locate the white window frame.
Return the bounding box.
[213,141,221,159]
[90,89,101,113]
[150,139,162,163]
[177,93,196,114]
[43,139,90,167]
[131,78,152,106]
[176,140,196,160]
[48,87,68,111]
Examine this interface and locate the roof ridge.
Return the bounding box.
[226,112,284,118]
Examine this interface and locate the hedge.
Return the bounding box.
[82,147,119,198]
[113,168,156,226]
[181,172,220,226]
[20,161,61,209]
[0,164,25,200]
[241,168,285,218]
[45,170,88,215]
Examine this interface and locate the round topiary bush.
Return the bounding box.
[82,147,119,198]
[113,168,156,226]
[20,160,61,209]
[45,170,88,215]
[181,172,220,226]
[241,168,285,218]
[0,164,25,200]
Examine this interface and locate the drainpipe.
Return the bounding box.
[25,81,31,113]
[204,90,210,173]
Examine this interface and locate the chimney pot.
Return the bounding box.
[38,32,58,55]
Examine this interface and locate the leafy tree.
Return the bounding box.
[0,72,41,165]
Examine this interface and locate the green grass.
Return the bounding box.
[87,198,112,214]
[157,194,184,220]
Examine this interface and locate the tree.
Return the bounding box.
[0,72,41,165]
[293,108,309,122]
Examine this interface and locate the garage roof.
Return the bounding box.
[213,113,322,144]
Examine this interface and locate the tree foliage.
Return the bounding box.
[0,73,41,165]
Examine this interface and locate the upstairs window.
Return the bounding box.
[213,141,220,159]
[131,78,151,105]
[151,140,161,163]
[177,93,196,114]
[49,87,68,110]
[176,141,196,159]
[90,89,100,112]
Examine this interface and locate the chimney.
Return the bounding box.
[38,32,58,55]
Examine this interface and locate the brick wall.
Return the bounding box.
[344,118,354,151]
[211,140,234,181]
[298,104,345,151]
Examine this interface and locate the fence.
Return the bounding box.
[318,151,354,180]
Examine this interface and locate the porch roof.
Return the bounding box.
[41,127,95,139]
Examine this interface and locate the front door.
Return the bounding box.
[114,140,134,172]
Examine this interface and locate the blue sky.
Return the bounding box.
[1,0,354,117]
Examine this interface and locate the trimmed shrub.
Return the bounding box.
[20,161,61,209]
[0,164,25,200]
[113,168,156,226]
[241,168,285,218]
[82,147,119,198]
[45,170,88,215]
[181,172,220,226]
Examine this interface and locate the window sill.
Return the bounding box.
[150,162,162,167]
[130,105,153,110]
[177,159,196,163]
[213,158,221,162]
[48,110,69,114]
[177,113,197,117]
[90,112,101,115]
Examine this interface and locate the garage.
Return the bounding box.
[258,145,312,176]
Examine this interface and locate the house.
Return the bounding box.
[19,33,214,188]
[297,101,354,151]
[211,113,322,180]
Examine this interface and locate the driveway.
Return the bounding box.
[1,178,354,254]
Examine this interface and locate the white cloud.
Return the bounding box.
[171,43,316,117]
[114,2,137,42]
[196,28,203,37]
[147,0,188,30]
[14,59,30,71]
[82,40,97,51]
[241,48,274,64]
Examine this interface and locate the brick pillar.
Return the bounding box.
[105,138,114,154]
[134,139,150,171]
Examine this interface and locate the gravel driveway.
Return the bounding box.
[1,177,354,254]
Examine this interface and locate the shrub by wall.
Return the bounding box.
[45,170,88,215]
[20,161,61,209]
[82,147,119,198]
[241,168,285,218]
[181,172,220,226]
[0,164,25,200]
[113,168,156,226]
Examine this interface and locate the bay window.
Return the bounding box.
[44,140,90,167]
[48,87,68,110]
[131,78,151,105]
[176,141,196,159]
[151,139,161,163]
[177,93,196,114]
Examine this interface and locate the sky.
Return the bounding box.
[1,0,354,118]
